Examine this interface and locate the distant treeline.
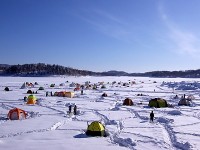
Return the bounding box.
[142,70,200,78]
[0,63,200,78]
[0,63,99,76]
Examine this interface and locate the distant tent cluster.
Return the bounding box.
[20,82,35,89]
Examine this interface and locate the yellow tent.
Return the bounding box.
[64,92,74,98]
[86,121,106,136]
[26,95,37,104]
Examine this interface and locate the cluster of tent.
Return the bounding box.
[5,80,196,139]
[20,82,34,89]
[121,96,193,108]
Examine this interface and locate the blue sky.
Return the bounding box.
[1,0,200,73]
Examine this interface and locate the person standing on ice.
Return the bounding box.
[150,111,154,122]
[69,105,72,114]
[81,85,84,95]
[74,105,77,115]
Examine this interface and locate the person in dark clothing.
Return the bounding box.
[150,111,154,122]
[24,96,27,102]
[46,92,48,97]
[69,105,72,114]
[74,105,77,115]
[50,91,53,96]
[81,85,84,95]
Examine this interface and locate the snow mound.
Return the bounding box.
[161,81,200,90]
[111,134,136,148]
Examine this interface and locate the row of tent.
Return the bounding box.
[123,97,192,107]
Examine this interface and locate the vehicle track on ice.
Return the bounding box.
[0,103,16,110]
[37,103,67,115]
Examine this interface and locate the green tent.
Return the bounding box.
[38,87,44,90]
[148,98,168,108]
[50,84,55,87]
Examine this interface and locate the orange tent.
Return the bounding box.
[8,108,27,120]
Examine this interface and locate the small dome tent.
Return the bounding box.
[123,98,134,106]
[148,98,168,108]
[102,93,108,97]
[38,87,44,90]
[86,121,107,137]
[8,108,27,120]
[101,85,106,89]
[50,84,55,87]
[26,95,37,104]
[27,90,33,94]
[4,87,9,91]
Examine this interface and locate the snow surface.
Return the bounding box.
[0,76,200,150]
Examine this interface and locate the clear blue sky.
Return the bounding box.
[1,0,200,73]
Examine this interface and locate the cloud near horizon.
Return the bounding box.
[159,3,200,57]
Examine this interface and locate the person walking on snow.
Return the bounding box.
[150,111,154,122]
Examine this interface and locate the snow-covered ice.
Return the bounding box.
[0,76,200,150]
